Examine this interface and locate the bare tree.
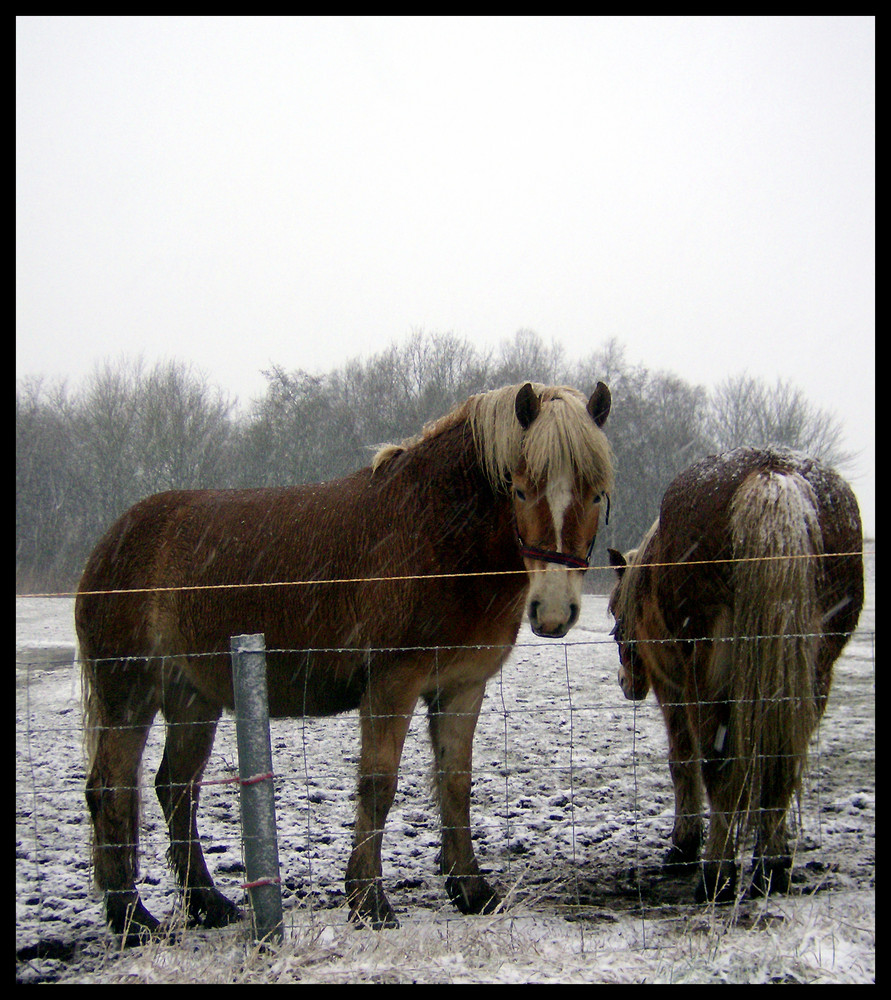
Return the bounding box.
[602,367,711,553]
[234,332,493,489]
[18,336,857,595]
[16,357,235,590]
[70,357,234,529]
[70,357,149,533]
[492,329,569,385]
[324,331,490,461]
[707,374,853,470]
[135,360,233,493]
[231,366,354,487]
[16,377,81,590]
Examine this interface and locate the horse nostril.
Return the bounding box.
[568,603,579,626]
[529,600,540,621]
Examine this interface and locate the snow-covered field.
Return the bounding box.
[16,552,874,983]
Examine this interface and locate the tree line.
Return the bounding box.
[16,330,852,593]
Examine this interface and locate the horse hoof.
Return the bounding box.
[346,879,400,930]
[695,861,738,904]
[749,859,792,897]
[106,891,161,946]
[445,874,500,915]
[350,904,400,931]
[663,843,700,873]
[186,886,243,928]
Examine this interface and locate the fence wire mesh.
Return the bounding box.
[16,564,874,983]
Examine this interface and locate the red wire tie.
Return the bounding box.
[241,876,282,890]
[198,770,278,889]
[239,771,274,786]
[198,771,274,788]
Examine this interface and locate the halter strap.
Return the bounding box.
[514,492,609,571]
[517,542,591,570]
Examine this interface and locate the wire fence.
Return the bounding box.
[15,537,875,982]
[16,601,875,976]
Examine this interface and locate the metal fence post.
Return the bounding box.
[230,633,284,945]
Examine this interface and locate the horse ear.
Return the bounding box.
[587,382,611,427]
[515,383,541,429]
[607,547,626,574]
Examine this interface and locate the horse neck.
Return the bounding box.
[391,420,518,569]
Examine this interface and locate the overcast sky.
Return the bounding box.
[16,16,874,534]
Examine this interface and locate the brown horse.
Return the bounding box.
[77,381,613,941]
[607,448,863,903]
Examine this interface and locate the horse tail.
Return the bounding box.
[80,640,98,764]
[79,636,107,777]
[77,549,160,901]
[726,467,824,847]
[77,585,105,770]
[79,633,108,888]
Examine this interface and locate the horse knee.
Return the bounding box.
[154,753,195,823]
[85,771,103,823]
[356,771,399,826]
[86,767,141,890]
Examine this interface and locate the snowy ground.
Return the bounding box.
[16,551,874,983]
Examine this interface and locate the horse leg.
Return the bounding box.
[654,694,703,870]
[156,681,241,928]
[695,765,741,903]
[749,759,799,896]
[427,681,499,915]
[84,679,160,944]
[749,647,828,897]
[750,803,793,897]
[345,669,419,929]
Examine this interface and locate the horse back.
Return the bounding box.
[75,480,377,698]
[654,448,863,642]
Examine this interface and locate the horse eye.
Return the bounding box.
[515,488,526,502]
[593,494,602,504]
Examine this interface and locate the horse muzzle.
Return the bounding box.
[519,537,588,639]
[618,655,649,700]
[528,597,580,639]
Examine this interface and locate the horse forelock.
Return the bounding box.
[469,384,615,493]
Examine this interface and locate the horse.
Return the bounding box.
[607,447,863,903]
[77,381,614,942]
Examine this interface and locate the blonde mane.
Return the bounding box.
[372,383,614,495]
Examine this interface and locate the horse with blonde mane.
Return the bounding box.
[78,381,613,941]
[608,447,863,903]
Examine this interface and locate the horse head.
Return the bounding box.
[607,545,650,700]
[510,382,612,639]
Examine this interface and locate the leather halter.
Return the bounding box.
[517,539,592,570]
[515,494,610,571]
